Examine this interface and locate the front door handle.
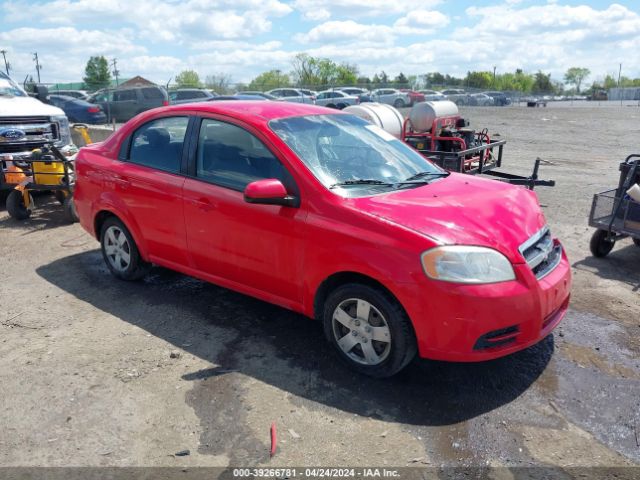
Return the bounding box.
[189,197,217,212]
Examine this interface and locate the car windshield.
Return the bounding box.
[270,114,445,196]
[0,75,27,97]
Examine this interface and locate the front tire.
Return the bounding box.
[590,229,615,257]
[633,238,640,247]
[7,190,34,220]
[323,284,417,377]
[100,217,150,280]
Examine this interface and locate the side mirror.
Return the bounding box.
[244,179,298,207]
[34,85,50,103]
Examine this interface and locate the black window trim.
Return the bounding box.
[185,114,300,202]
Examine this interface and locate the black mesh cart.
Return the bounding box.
[588,155,640,257]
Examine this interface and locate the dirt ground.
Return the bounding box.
[1,103,639,473]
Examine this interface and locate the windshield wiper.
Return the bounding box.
[330,179,394,189]
[403,171,450,182]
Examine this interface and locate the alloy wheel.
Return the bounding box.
[103,225,131,272]
[332,298,391,365]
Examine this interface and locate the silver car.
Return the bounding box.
[169,89,217,105]
[267,88,315,104]
[442,88,471,106]
[469,93,495,106]
[370,88,412,108]
[314,90,359,109]
[418,89,446,102]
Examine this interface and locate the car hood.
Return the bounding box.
[348,173,546,263]
[0,95,65,117]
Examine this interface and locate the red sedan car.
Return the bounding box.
[74,101,571,377]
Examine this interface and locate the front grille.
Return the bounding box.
[0,116,51,124]
[519,227,562,279]
[0,117,58,150]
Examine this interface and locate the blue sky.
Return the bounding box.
[1,0,639,86]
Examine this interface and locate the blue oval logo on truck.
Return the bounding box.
[0,128,26,141]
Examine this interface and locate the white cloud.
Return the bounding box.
[294,20,394,45]
[393,10,450,34]
[292,0,442,21]
[4,0,292,42]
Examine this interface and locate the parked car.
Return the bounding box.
[483,91,511,106]
[74,101,571,377]
[314,90,359,109]
[206,95,270,101]
[51,89,89,100]
[370,89,412,108]
[336,87,372,102]
[48,94,107,124]
[418,89,446,102]
[442,89,471,106]
[469,93,495,106]
[267,88,315,104]
[399,89,426,106]
[86,85,169,122]
[236,91,277,100]
[169,89,217,104]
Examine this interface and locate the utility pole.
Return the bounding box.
[111,58,120,87]
[32,52,42,83]
[618,63,622,106]
[0,50,10,75]
[493,65,497,87]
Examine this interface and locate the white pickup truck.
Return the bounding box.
[0,71,75,190]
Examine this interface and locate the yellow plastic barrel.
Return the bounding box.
[33,160,65,185]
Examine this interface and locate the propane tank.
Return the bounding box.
[409,100,459,133]
[343,103,404,139]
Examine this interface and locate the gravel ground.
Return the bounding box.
[1,103,639,472]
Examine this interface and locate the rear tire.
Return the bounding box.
[63,195,79,223]
[322,283,417,378]
[100,217,150,281]
[7,190,34,220]
[590,229,615,257]
[54,191,66,205]
[633,238,640,247]
[336,103,347,110]
[393,99,405,108]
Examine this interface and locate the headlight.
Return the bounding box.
[421,246,515,284]
[52,115,72,148]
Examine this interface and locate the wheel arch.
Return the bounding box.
[93,208,150,261]
[313,271,406,321]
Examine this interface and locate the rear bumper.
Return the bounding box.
[397,245,571,362]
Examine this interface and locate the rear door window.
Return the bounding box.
[114,89,136,101]
[128,117,189,173]
[141,87,164,99]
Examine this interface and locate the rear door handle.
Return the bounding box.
[113,174,130,188]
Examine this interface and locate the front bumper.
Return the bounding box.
[398,244,571,362]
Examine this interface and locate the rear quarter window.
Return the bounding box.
[141,87,165,100]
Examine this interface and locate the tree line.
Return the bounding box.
[81,54,640,95]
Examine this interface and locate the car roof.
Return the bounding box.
[160,100,338,121]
